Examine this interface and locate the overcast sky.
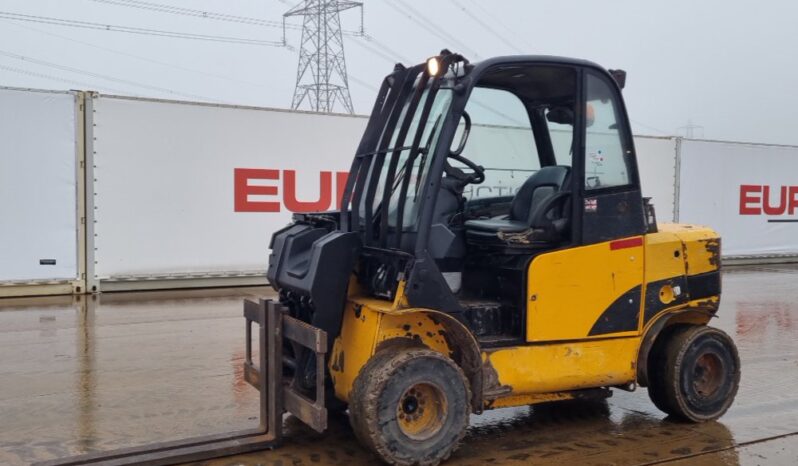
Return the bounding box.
[0,0,795,145]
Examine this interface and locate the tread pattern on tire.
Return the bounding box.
[348,348,471,466]
[348,348,400,454]
[657,325,740,422]
[647,324,690,416]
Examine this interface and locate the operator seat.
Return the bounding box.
[465,165,570,245]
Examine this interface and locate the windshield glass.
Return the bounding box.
[456,87,540,201]
[358,87,454,231]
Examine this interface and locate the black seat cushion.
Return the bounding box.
[465,166,570,247]
[465,166,570,232]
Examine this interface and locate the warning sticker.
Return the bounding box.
[589,149,605,164]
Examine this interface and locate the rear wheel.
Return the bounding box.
[646,324,685,414]
[349,348,471,466]
[651,325,740,422]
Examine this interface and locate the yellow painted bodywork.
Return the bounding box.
[329,223,721,411]
[643,229,688,282]
[642,224,721,328]
[487,391,586,409]
[484,337,639,395]
[526,239,644,341]
[659,224,721,276]
[329,283,461,401]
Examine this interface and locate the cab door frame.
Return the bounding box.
[524,65,648,343]
[576,68,647,245]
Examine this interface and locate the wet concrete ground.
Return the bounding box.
[1,265,797,465]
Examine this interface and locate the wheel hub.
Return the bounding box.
[693,352,724,398]
[396,382,447,441]
[402,396,419,414]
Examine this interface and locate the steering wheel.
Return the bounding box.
[443,110,485,185]
[447,153,485,184]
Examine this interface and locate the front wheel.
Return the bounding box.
[651,325,740,422]
[348,348,471,466]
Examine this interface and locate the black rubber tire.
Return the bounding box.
[658,325,741,422]
[348,348,471,466]
[348,348,402,453]
[646,324,687,415]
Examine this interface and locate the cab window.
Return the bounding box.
[584,73,632,190]
[457,87,540,200]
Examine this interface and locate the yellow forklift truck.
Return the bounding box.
[265,51,740,465]
[40,52,738,466]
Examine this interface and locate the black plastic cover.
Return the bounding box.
[267,224,362,347]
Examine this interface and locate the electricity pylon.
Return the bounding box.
[284,0,362,114]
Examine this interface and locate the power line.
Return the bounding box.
[88,0,414,63]
[385,0,481,59]
[447,0,524,54]
[89,0,364,37]
[89,0,292,29]
[631,119,671,136]
[91,0,418,77]
[3,20,270,89]
[361,33,412,64]
[0,6,411,104]
[461,0,534,52]
[348,37,403,65]
[0,49,219,101]
[393,0,473,53]
[347,72,379,93]
[2,12,402,97]
[0,11,287,47]
[0,63,132,95]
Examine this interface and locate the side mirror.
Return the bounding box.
[450,111,471,156]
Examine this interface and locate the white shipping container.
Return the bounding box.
[88,95,364,289]
[635,136,678,222]
[0,87,81,291]
[4,88,794,295]
[678,139,798,258]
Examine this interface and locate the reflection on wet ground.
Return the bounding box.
[1,265,798,465]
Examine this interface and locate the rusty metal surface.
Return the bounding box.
[1,266,798,465]
[276,313,329,433]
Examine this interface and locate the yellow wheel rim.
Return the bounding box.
[396,382,448,441]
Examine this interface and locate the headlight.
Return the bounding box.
[427,57,440,76]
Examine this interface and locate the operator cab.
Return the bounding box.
[272,52,650,350]
[335,52,649,346]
